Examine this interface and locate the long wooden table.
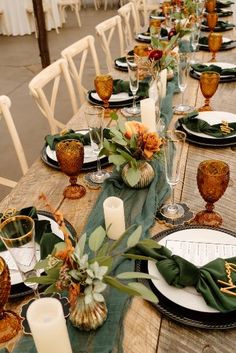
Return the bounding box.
[1,8,236,353]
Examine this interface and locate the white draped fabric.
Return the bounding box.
[0,0,61,36]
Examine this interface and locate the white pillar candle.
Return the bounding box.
[140,98,156,132]
[103,196,126,240]
[159,69,167,99]
[27,298,73,353]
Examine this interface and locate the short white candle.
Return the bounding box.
[26,298,73,353]
[159,69,167,99]
[103,196,126,240]
[140,98,156,132]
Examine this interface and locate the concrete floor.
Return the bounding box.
[0,5,119,201]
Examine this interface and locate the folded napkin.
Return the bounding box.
[199,36,234,48]
[0,207,63,258]
[179,111,236,137]
[45,129,111,150]
[129,243,236,312]
[191,63,236,76]
[113,78,151,98]
[202,19,235,30]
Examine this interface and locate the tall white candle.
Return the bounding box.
[27,298,73,353]
[159,69,167,99]
[103,196,126,240]
[140,98,156,132]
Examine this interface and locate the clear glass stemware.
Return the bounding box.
[124,54,140,116]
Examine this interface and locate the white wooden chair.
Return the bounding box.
[130,0,160,28]
[95,15,125,72]
[25,0,59,37]
[29,58,78,135]
[118,2,141,49]
[0,9,9,36]
[61,35,100,105]
[57,0,82,28]
[0,96,28,188]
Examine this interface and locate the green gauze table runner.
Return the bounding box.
[129,244,236,312]
[10,76,176,353]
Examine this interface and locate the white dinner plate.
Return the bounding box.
[182,111,236,140]
[193,62,236,78]
[91,91,132,102]
[199,37,232,47]
[148,228,236,313]
[1,213,65,286]
[115,59,128,68]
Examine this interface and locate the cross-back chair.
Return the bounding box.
[57,0,82,28]
[95,15,125,72]
[61,35,100,104]
[130,0,160,28]
[0,9,9,35]
[0,95,28,188]
[118,2,141,49]
[29,58,78,135]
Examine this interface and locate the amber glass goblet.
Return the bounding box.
[194,160,229,227]
[198,71,220,111]
[207,12,218,32]
[205,0,216,13]
[0,257,21,343]
[56,139,86,199]
[208,32,222,62]
[94,75,113,118]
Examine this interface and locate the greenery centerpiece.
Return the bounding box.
[100,117,163,187]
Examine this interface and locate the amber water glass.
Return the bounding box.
[56,139,86,199]
[205,0,216,13]
[194,160,229,226]
[208,32,222,62]
[198,71,220,111]
[0,257,21,343]
[94,75,113,118]
[207,12,218,32]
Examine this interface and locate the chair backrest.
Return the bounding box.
[29,58,78,134]
[118,2,141,49]
[61,35,100,104]
[130,0,160,28]
[95,15,125,72]
[0,96,28,188]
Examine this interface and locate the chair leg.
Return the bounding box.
[75,5,81,27]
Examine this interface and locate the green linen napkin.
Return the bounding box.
[129,243,236,312]
[113,78,151,98]
[202,19,235,30]
[216,1,235,8]
[191,63,236,76]
[0,207,62,258]
[179,111,236,137]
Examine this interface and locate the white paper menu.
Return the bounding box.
[165,239,236,267]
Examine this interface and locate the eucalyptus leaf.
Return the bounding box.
[108,225,137,254]
[125,167,141,187]
[109,154,126,166]
[127,225,142,248]
[138,239,161,249]
[34,258,51,270]
[128,282,158,303]
[117,118,126,133]
[76,232,87,257]
[91,255,113,269]
[88,226,106,252]
[103,276,141,297]
[97,241,110,257]
[118,149,133,162]
[112,136,127,146]
[44,283,58,294]
[123,253,157,261]
[51,242,66,256]
[116,271,159,280]
[25,276,55,285]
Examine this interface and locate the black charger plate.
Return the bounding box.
[87,90,143,108]
[189,69,236,83]
[136,225,236,329]
[199,40,236,51]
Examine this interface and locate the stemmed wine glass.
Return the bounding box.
[190,24,201,64]
[208,32,222,62]
[0,256,21,343]
[56,139,86,199]
[198,71,220,111]
[205,0,216,13]
[160,130,186,220]
[124,54,140,116]
[207,12,218,32]
[85,106,110,184]
[193,160,229,226]
[174,53,194,114]
[0,216,39,294]
[94,75,113,118]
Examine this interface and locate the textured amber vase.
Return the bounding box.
[56,139,86,199]
[122,161,155,189]
[0,257,21,343]
[69,295,107,331]
[198,71,220,111]
[194,160,230,226]
[208,32,222,62]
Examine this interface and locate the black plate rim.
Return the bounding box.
[189,69,236,83]
[87,90,142,108]
[114,59,128,72]
[201,23,235,32]
[9,210,76,299]
[176,122,236,147]
[199,40,236,51]
[136,224,236,329]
